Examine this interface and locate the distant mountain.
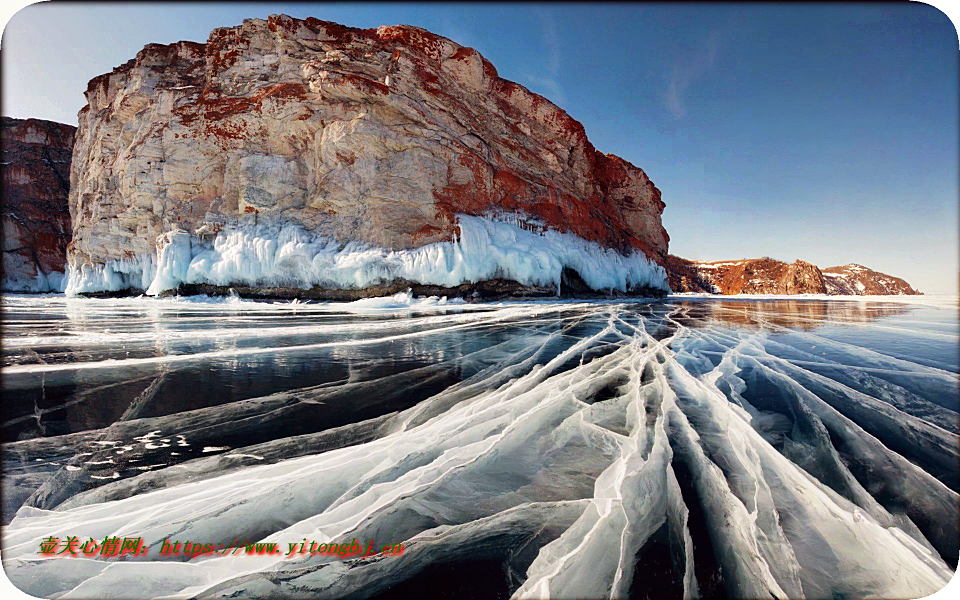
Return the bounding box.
[821,264,921,295]
[666,255,920,295]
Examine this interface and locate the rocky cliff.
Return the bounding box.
[822,264,921,295]
[667,256,921,296]
[65,14,669,298]
[1,117,75,292]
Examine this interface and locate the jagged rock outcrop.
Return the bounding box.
[66,14,669,297]
[822,264,921,295]
[1,117,75,292]
[667,255,921,296]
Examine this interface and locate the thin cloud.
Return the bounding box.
[663,29,722,118]
[536,8,562,77]
[524,8,565,105]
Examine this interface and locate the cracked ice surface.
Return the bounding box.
[1,294,958,599]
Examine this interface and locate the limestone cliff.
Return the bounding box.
[66,14,669,298]
[667,255,921,296]
[1,117,75,292]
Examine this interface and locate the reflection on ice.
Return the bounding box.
[1,293,958,599]
[669,298,915,330]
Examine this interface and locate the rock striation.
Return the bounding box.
[1,117,75,292]
[822,264,921,295]
[667,255,921,296]
[65,14,669,298]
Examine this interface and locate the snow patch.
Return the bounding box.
[693,261,743,269]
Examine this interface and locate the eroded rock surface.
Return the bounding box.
[66,14,669,296]
[1,117,75,292]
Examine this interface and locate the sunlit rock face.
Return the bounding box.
[666,255,922,296]
[823,264,922,295]
[67,14,669,296]
[1,117,75,292]
[666,256,828,295]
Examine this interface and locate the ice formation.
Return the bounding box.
[63,214,669,296]
[65,254,156,296]
[1,267,66,293]
[1,295,957,599]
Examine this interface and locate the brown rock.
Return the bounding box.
[664,254,715,294]
[1,117,75,291]
[667,255,921,296]
[822,264,921,295]
[667,256,827,295]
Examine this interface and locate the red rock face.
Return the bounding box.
[667,256,828,294]
[664,255,716,293]
[68,14,668,275]
[667,256,921,296]
[1,117,75,291]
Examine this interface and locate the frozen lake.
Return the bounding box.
[2,293,957,598]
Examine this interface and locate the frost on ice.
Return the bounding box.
[63,214,670,296]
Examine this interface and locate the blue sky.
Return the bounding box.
[3,3,957,293]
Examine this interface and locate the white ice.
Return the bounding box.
[62,214,669,297]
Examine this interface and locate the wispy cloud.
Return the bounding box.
[524,8,565,104]
[536,8,562,77]
[663,30,722,119]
